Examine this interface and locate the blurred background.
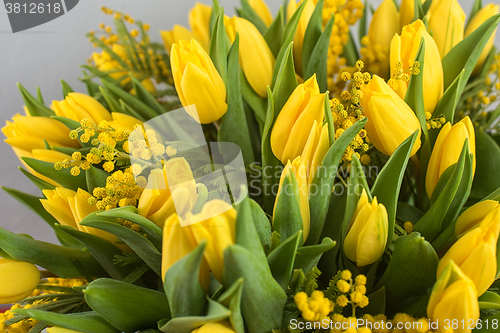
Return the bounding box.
[0,0,498,243]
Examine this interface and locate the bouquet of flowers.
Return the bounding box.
[1,0,500,332]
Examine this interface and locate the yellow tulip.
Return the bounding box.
[465,4,500,73]
[138,158,198,228]
[160,25,208,53]
[274,157,311,241]
[399,0,424,29]
[343,189,388,267]
[192,320,236,333]
[270,75,325,163]
[300,120,330,186]
[360,75,421,157]
[455,200,500,236]
[189,2,213,46]
[0,258,40,304]
[170,39,227,124]
[225,16,276,97]
[109,112,143,132]
[47,328,84,333]
[52,93,112,125]
[286,0,315,76]
[438,208,500,296]
[428,261,479,333]
[390,20,443,114]
[425,117,476,199]
[32,149,72,164]
[249,0,274,27]
[428,0,466,58]
[367,0,400,77]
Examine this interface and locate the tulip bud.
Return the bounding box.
[360,75,421,157]
[428,261,479,333]
[455,200,500,236]
[428,0,466,58]
[138,157,198,228]
[425,117,476,199]
[367,0,400,77]
[191,320,236,333]
[464,4,500,73]
[399,0,424,29]
[438,208,500,296]
[47,328,84,333]
[286,0,315,76]
[344,189,388,267]
[160,25,208,53]
[188,3,212,46]
[0,258,40,304]
[52,93,112,125]
[300,120,330,186]
[170,39,228,124]
[390,20,444,114]
[248,0,274,27]
[270,75,325,163]
[225,16,275,97]
[109,112,143,132]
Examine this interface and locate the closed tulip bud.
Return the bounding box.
[425,117,476,199]
[360,75,421,157]
[138,157,198,228]
[248,0,274,27]
[368,0,400,77]
[52,93,112,125]
[160,25,208,53]
[300,120,330,186]
[399,0,424,29]
[191,320,236,333]
[343,189,389,266]
[286,0,315,76]
[465,4,500,73]
[438,208,500,296]
[170,39,227,124]
[0,259,40,304]
[188,3,212,46]
[455,200,500,236]
[428,0,466,58]
[390,20,444,114]
[225,16,275,97]
[428,261,479,333]
[271,75,325,163]
[47,328,84,333]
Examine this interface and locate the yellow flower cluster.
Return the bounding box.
[328,313,431,333]
[424,112,446,131]
[331,61,371,163]
[334,270,369,312]
[387,61,420,93]
[294,290,335,322]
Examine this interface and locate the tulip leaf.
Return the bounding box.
[433,70,465,126]
[218,35,256,166]
[80,216,162,276]
[304,15,334,92]
[99,85,127,115]
[413,0,425,21]
[323,92,335,146]
[163,242,207,318]
[130,76,165,114]
[478,291,500,310]
[414,142,469,241]
[405,38,428,137]
[158,298,230,333]
[293,237,336,275]
[307,117,367,245]
[479,46,497,81]
[238,0,267,35]
[264,6,285,57]
[356,287,386,316]
[218,278,245,333]
[56,225,133,280]
[466,0,483,30]
[209,10,228,82]
[241,70,267,126]
[249,198,272,251]
[61,80,74,97]
[223,244,287,333]
[12,310,119,333]
[50,116,95,147]
[267,231,302,291]
[396,202,424,224]
[17,83,55,117]
[422,0,433,14]
[470,130,500,201]
[371,131,418,246]
[18,167,56,191]
[442,14,500,91]
[84,278,170,333]
[273,42,299,115]
[273,172,304,242]
[0,226,107,278]
[342,30,360,67]
[86,166,109,195]
[302,0,324,73]
[235,196,268,264]
[358,0,368,42]
[373,233,438,316]
[36,86,44,103]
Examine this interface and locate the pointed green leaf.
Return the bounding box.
[218,278,245,333]
[267,231,302,291]
[61,80,74,97]
[470,129,500,201]
[17,83,54,117]
[249,199,272,250]
[101,80,158,120]
[239,0,267,34]
[465,0,483,29]
[264,6,285,57]
[273,172,303,241]
[86,166,109,196]
[405,38,428,137]
[342,29,360,67]
[130,76,164,114]
[235,196,268,264]
[209,10,228,81]
[302,0,324,72]
[273,42,299,114]
[18,167,56,191]
[293,237,335,275]
[432,70,465,125]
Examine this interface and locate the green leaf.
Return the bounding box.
[267,231,302,291]
[432,70,466,124]
[101,80,158,120]
[396,202,424,224]
[304,15,334,92]
[209,10,228,82]
[99,86,127,115]
[307,117,367,245]
[405,38,427,137]
[235,196,268,264]
[470,129,500,201]
[371,131,419,246]
[302,0,324,73]
[218,35,256,166]
[18,167,56,191]
[241,70,267,126]
[163,242,207,318]
[61,80,74,97]
[130,76,165,114]
[13,310,119,333]
[358,0,368,42]
[264,6,285,57]
[341,29,360,67]
[249,199,272,250]
[293,237,336,275]
[36,86,44,104]
[273,172,303,242]
[442,14,500,90]
[17,83,54,117]
[218,278,245,333]
[422,0,433,14]
[86,166,109,196]
[413,0,424,21]
[239,0,268,34]
[465,0,483,30]
[357,287,386,316]
[478,291,500,310]
[323,93,335,146]
[85,278,170,333]
[373,233,438,316]
[273,43,299,115]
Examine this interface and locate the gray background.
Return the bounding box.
[0,0,497,243]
